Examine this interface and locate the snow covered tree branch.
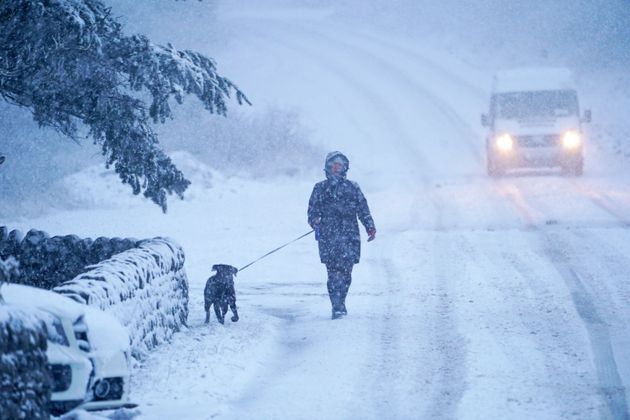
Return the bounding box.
[0,0,250,211]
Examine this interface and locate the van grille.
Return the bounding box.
[516,134,559,148]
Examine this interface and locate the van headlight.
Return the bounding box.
[495,133,514,152]
[562,131,581,149]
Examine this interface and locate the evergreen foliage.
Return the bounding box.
[0,0,249,211]
[0,256,19,284]
[0,308,51,420]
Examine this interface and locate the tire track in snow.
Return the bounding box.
[503,251,602,416]
[488,177,630,417]
[495,176,630,230]
[493,180,543,229]
[373,257,411,418]
[373,237,467,419]
[423,232,467,420]
[565,227,630,403]
[542,232,630,420]
[499,179,630,418]
[571,181,630,227]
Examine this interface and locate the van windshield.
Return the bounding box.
[494,90,578,119]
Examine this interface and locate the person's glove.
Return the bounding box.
[311,217,322,241]
[367,227,376,242]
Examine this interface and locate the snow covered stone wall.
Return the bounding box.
[0,227,137,289]
[0,226,189,360]
[54,238,189,360]
[0,306,51,420]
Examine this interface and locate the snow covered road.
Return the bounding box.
[9,3,630,419]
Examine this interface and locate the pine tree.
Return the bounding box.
[0,0,250,211]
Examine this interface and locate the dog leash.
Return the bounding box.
[238,230,314,272]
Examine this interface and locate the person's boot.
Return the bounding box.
[331,297,343,320]
[339,276,350,316]
[332,308,344,320]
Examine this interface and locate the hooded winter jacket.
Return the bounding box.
[308,153,375,266]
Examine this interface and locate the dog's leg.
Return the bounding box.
[204,300,211,324]
[227,285,239,322]
[230,304,239,322]
[213,302,224,324]
[228,296,239,322]
[204,280,213,324]
[220,300,229,321]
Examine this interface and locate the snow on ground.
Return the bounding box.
[7,2,630,419]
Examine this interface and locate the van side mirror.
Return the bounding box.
[582,109,592,123]
[481,114,489,127]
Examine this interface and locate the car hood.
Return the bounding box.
[83,306,130,360]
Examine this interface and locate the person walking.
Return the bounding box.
[308,151,376,319]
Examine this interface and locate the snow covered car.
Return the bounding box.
[1,284,132,414]
[481,67,591,176]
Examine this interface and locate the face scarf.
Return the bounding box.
[325,154,347,196]
[327,173,343,184]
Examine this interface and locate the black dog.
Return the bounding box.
[204,264,239,324]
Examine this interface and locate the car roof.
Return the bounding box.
[493,67,576,93]
[1,283,85,322]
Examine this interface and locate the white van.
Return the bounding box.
[481,68,591,176]
[1,284,132,415]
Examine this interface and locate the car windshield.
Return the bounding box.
[40,312,70,347]
[494,90,578,119]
